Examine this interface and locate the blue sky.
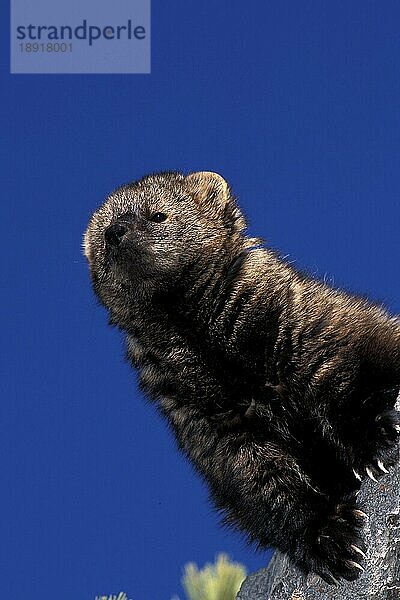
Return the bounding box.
[2,2,400,599]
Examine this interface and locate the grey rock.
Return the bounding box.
[237,397,400,600]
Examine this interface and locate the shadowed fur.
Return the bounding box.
[84,171,400,584]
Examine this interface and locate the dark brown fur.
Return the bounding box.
[84,171,400,584]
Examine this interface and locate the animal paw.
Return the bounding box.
[358,409,400,481]
[303,501,367,584]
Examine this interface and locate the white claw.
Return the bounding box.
[353,468,362,481]
[366,466,378,482]
[347,560,365,572]
[377,460,389,474]
[354,509,368,519]
[350,544,367,559]
[394,425,400,433]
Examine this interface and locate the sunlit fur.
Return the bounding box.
[84,171,400,584]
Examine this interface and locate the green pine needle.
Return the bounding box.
[95,594,128,600]
[182,553,247,600]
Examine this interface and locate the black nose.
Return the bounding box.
[105,223,128,248]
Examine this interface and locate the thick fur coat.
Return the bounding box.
[84,171,400,584]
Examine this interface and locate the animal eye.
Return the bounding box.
[150,212,167,223]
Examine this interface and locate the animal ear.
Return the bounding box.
[185,171,246,231]
[186,171,230,208]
